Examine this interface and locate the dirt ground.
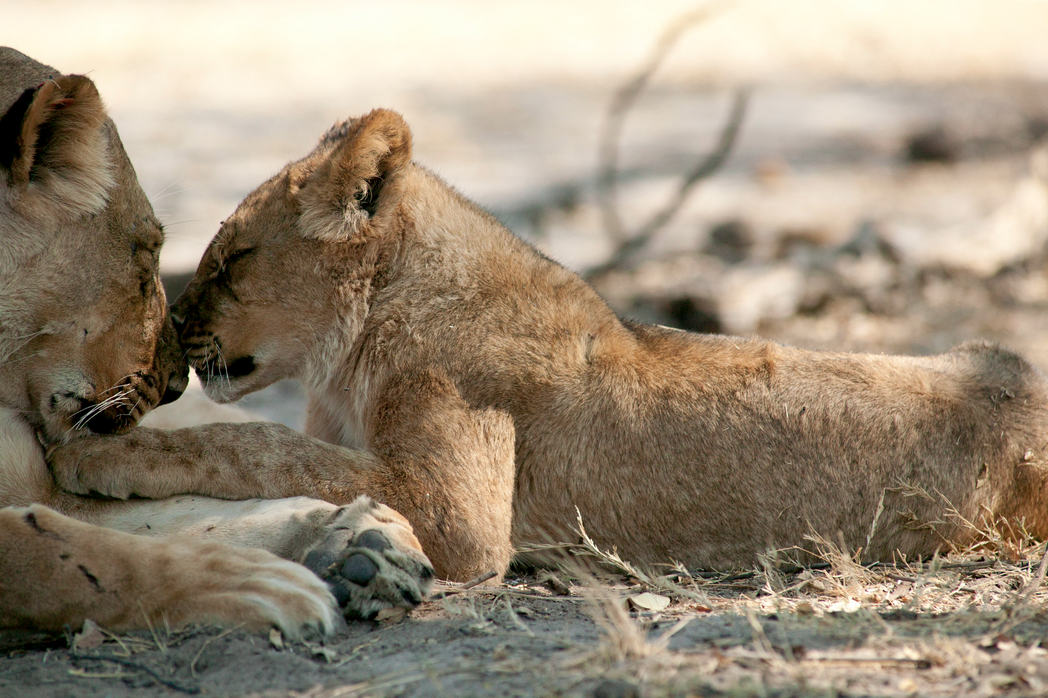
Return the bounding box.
[6,1,1048,696]
[6,558,1048,698]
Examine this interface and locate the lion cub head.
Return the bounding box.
[1,49,187,443]
[173,109,412,402]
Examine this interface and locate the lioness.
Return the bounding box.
[1,50,432,633]
[52,109,1048,582]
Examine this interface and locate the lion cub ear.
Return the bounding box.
[0,75,115,221]
[298,108,412,242]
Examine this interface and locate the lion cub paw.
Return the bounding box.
[301,496,434,620]
[47,433,147,499]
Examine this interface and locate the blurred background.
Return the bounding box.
[5,0,1048,423]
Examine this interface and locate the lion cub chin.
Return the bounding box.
[66,107,1048,580]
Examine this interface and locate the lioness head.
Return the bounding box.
[0,49,188,443]
[173,109,412,402]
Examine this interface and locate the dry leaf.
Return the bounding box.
[72,619,105,651]
[626,592,670,612]
[269,628,284,650]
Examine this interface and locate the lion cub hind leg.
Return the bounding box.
[302,496,435,619]
[0,505,338,638]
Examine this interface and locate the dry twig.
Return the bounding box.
[190,624,243,678]
[70,650,200,694]
[431,569,499,599]
[591,2,747,280]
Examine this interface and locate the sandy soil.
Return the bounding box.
[6,1,1048,696]
[6,563,1048,698]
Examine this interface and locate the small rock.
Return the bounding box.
[72,619,105,651]
[540,572,572,596]
[705,219,754,264]
[717,263,804,335]
[662,296,721,334]
[905,126,956,164]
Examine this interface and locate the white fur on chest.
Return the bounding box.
[308,373,370,451]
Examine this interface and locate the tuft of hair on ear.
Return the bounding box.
[0,74,115,219]
[298,108,413,243]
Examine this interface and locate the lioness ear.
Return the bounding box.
[298,108,412,242]
[0,75,115,219]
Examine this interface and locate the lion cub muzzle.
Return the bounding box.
[177,334,258,387]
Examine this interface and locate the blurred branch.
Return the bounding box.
[590,3,748,281]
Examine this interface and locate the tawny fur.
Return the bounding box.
[51,109,1048,582]
[1,50,430,633]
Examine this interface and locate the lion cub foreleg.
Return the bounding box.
[351,371,518,583]
[48,422,373,503]
[50,383,518,583]
[49,429,435,616]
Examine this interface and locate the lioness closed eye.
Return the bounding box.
[54,108,1048,581]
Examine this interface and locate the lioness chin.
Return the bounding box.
[2,50,432,634]
[53,108,1048,581]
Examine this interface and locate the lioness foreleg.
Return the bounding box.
[47,489,433,621]
[0,504,337,635]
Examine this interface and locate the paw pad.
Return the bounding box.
[341,553,379,585]
[356,529,391,552]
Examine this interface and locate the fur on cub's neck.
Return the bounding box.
[299,162,519,401]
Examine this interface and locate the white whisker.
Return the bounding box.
[214,341,233,392]
[72,384,136,430]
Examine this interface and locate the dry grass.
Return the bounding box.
[22,505,1048,697]
[508,507,1048,696]
[523,505,1048,618]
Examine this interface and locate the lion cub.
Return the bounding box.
[54,109,1048,581]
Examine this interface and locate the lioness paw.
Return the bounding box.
[179,541,340,640]
[301,496,434,620]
